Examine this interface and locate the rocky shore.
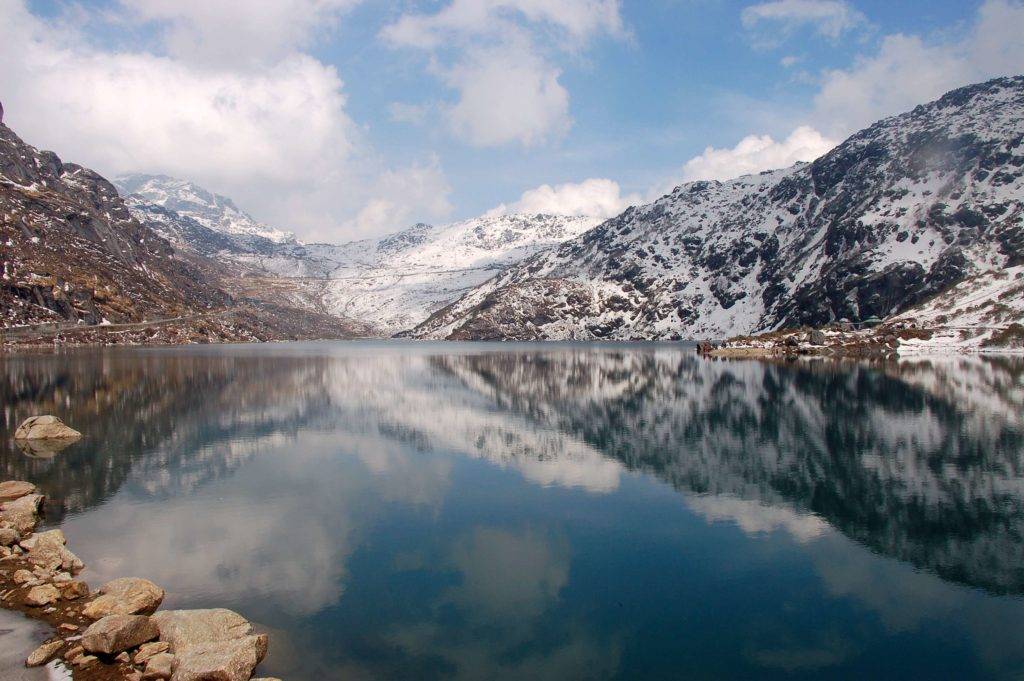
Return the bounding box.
[0,418,278,681]
[696,324,934,359]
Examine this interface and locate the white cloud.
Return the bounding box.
[742,0,865,41]
[349,158,453,235]
[488,178,639,219]
[445,44,571,147]
[0,0,451,240]
[381,0,625,148]
[677,126,837,184]
[812,0,1024,136]
[118,0,359,67]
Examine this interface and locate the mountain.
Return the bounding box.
[0,118,368,343]
[116,175,600,335]
[412,76,1024,341]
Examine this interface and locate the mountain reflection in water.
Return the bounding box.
[1,344,1022,680]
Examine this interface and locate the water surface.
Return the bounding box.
[1,342,1023,680]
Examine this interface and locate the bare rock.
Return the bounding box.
[60,580,90,600]
[14,416,82,441]
[24,583,61,606]
[0,527,18,546]
[151,608,267,681]
[83,577,165,620]
[1,493,44,534]
[143,652,176,680]
[82,614,159,655]
[170,635,267,681]
[26,639,63,667]
[0,480,36,502]
[12,569,33,584]
[134,641,171,665]
[23,529,84,573]
[151,609,253,650]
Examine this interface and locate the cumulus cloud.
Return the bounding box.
[674,126,837,185]
[446,44,571,147]
[742,0,866,42]
[488,178,640,219]
[0,0,451,240]
[118,0,360,67]
[381,0,625,148]
[812,0,1024,136]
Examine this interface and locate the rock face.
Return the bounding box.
[14,416,81,441]
[152,609,267,681]
[82,614,159,655]
[413,76,1024,340]
[83,577,165,620]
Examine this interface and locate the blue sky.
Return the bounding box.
[4,1,1023,241]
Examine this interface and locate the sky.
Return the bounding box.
[2,0,1024,242]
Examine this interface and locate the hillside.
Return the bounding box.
[412,76,1024,341]
[118,174,599,335]
[0,120,367,344]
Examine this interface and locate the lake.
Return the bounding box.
[1,342,1023,680]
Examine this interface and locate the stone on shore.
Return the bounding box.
[12,568,33,584]
[151,609,267,681]
[26,639,64,667]
[0,480,36,502]
[82,614,159,655]
[142,652,176,680]
[13,416,82,441]
[134,641,171,665]
[0,527,18,546]
[60,580,90,600]
[83,577,165,619]
[22,528,84,573]
[1,493,44,534]
[24,583,60,606]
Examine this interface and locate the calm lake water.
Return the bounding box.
[2,342,1023,680]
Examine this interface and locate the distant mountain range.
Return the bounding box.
[411,76,1024,342]
[2,76,1022,346]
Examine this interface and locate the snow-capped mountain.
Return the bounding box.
[115,174,295,244]
[413,76,1024,341]
[115,178,601,334]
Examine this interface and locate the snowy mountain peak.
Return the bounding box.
[115,173,295,244]
[412,75,1024,341]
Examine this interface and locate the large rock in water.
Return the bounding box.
[83,577,165,620]
[0,480,36,502]
[14,416,82,441]
[82,614,159,655]
[151,609,267,681]
[0,493,43,534]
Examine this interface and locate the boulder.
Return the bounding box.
[809,329,828,345]
[16,438,79,458]
[0,480,36,502]
[14,415,82,441]
[143,652,176,680]
[26,639,63,667]
[1,493,44,534]
[151,609,253,649]
[23,528,84,572]
[83,577,165,620]
[12,568,33,584]
[24,583,61,606]
[170,635,268,681]
[61,580,90,600]
[82,614,159,655]
[151,609,267,681]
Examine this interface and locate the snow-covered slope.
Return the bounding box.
[116,180,600,334]
[115,174,295,244]
[413,76,1024,341]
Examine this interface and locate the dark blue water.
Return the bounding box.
[1,342,1023,680]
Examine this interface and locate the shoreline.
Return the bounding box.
[0,476,274,681]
